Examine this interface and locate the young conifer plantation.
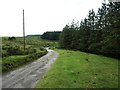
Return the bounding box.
[59,2,120,59]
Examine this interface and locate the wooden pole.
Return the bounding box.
[23,9,25,51]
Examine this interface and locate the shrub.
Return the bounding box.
[25,47,37,54]
[2,50,8,57]
[2,43,25,57]
[7,45,20,55]
[8,37,16,41]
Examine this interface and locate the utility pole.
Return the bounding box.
[23,9,25,51]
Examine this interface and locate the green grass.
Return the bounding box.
[2,55,27,73]
[36,49,119,88]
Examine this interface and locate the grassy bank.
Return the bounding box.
[36,49,119,88]
[2,50,47,73]
[2,55,27,72]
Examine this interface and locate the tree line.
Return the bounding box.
[41,31,61,40]
[59,2,120,59]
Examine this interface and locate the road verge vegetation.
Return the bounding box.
[2,36,54,73]
[37,49,119,88]
[2,46,47,73]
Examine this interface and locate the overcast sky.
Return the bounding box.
[0,0,108,36]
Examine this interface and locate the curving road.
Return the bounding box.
[2,48,59,88]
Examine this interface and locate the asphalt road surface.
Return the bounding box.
[2,48,59,88]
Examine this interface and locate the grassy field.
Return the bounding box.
[36,49,119,88]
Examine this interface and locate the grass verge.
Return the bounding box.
[36,49,119,88]
[2,50,47,73]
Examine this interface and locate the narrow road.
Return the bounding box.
[2,48,59,88]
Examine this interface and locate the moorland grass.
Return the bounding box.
[2,36,56,73]
[36,49,119,88]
